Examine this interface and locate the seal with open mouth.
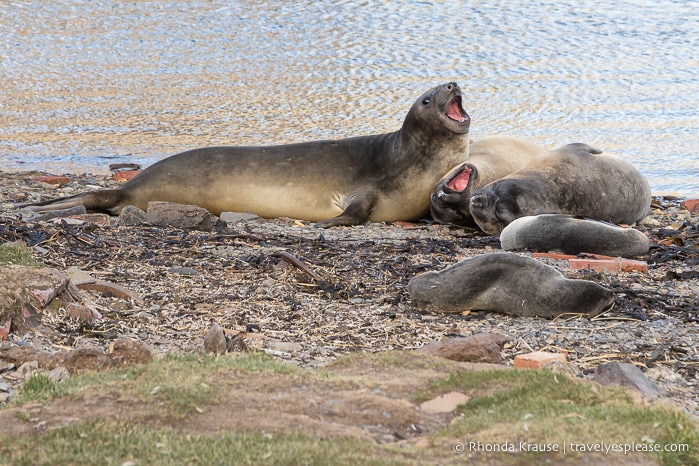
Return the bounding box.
[430,135,545,226]
[22,82,470,227]
[469,143,651,235]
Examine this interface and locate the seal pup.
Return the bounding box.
[469,143,651,235]
[500,214,651,258]
[430,135,545,226]
[22,82,471,228]
[407,252,615,318]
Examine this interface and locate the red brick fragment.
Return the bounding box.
[514,351,567,370]
[568,259,619,273]
[113,170,141,182]
[0,319,10,341]
[531,253,577,261]
[35,175,70,186]
[680,199,699,212]
[620,259,648,273]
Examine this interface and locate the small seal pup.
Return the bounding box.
[500,214,651,258]
[430,135,546,226]
[469,143,651,235]
[407,252,615,318]
[22,82,471,228]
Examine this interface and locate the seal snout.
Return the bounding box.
[469,192,489,210]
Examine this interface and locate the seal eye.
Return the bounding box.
[422,98,431,105]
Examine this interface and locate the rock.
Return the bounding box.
[204,324,228,354]
[65,267,97,286]
[0,381,11,392]
[220,212,260,223]
[65,303,102,321]
[679,198,699,213]
[0,392,11,403]
[109,163,141,171]
[146,202,227,232]
[514,351,567,370]
[118,205,147,226]
[61,349,111,373]
[0,359,13,373]
[17,360,39,378]
[108,339,151,366]
[592,362,668,400]
[48,366,70,383]
[416,333,509,364]
[543,361,580,378]
[419,392,469,413]
[26,205,87,222]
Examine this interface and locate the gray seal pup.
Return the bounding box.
[430,135,545,226]
[500,214,650,258]
[407,252,615,318]
[469,143,651,235]
[22,82,471,228]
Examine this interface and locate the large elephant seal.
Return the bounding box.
[23,82,470,228]
[500,214,651,258]
[430,135,545,226]
[469,143,651,235]
[407,252,615,318]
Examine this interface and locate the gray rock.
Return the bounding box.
[220,211,260,223]
[117,205,147,226]
[203,324,228,355]
[0,380,11,392]
[48,366,71,383]
[168,267,200,275]
[592,362,668,400]
[146,202,227,231]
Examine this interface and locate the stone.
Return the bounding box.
[592,362,668,400]
[420,392,469,413]
[0,381,11,392]
[118,205,147,226]
[61,349,111,373]
[65,303,102,321]
[146,202,227,232]
[108,339,151,366]
[416,333,510,364]
[66,267,97,286]
[168,267,200,275]
[514,351,567,370]
[48,366,70,383]
[17,360,39,378]
[219,212,260,223]
[204,324,228,355]
[0,319,9,341]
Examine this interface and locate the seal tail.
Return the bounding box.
[19,189,129,215]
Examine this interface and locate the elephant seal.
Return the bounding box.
[407,252,615,318]
[430,135,545,226]
[22,82,470,228]
[469,143,651,235]
[500,214,650,258]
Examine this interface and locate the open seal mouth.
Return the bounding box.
[446,165,472,191]
[446,95,468,123]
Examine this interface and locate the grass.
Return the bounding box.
[423,369,699,465]
[2,351,697,465]
[0,241,40,267]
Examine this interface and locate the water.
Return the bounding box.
[1,0,697,197]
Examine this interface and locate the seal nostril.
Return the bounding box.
[470,194,486,209]
[446,83,453,91]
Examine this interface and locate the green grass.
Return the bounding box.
[0,421,413,466]
[0,241,40,267]
[423,369,699,465]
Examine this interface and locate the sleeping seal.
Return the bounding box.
[500,214,651,258]
[469,143,651,235]
[23,82,471,228]
[407,252,615,318]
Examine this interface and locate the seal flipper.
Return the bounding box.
[19,189,129,215]
[315,193,376,228]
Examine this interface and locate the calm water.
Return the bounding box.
[1,0,697,196]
